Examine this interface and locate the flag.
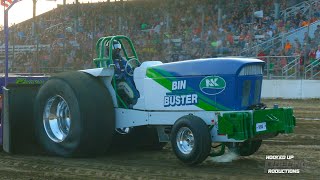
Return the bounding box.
[1,0,9,7]
[1,0,18,8]
[1,0,8,7]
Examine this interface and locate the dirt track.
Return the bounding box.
[0,99,319,180]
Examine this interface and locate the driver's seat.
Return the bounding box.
[116,71,140,108]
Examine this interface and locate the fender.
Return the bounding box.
[80,67,114,77]
[80,67,118,107]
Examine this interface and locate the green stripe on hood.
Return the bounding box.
[146,68,230,111]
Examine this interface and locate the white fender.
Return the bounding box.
[80,67,118,107]
[133,61,163,110]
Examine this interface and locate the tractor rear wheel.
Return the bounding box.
[34,71,115,157]
[170,115,211,165]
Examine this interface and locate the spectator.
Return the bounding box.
[293,38,301,50]
[303,32,311,45]
[257,50,267,61]
[0,0,319,74]
[266,28,273,38]
[316,45,320,60]
[314,25,320,43]
[284,40,292,55]
[308,47,316,65]
[279,50,288,68]
[301,43,311,65]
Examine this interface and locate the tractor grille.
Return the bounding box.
[239,65,262,76]
[241,80,251,107]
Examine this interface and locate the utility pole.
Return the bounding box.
[307,0,312,39]
[33,0,37,19]
[32,0,39,69]
[32,0,37,38]
[217,0,222,27]
[3,0,21,86]
[76,0,79,31]
[12,24,14,63]
[274,0,280,20]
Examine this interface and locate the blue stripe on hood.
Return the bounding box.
[149,58,264,77]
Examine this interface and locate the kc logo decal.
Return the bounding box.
[199,76,226,95]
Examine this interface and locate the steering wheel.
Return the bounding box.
[125,58,141,76]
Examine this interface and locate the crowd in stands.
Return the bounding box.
[0,0,320,76]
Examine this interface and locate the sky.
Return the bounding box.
[0,0,107,27]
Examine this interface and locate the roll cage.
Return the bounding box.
[93,35,139,68]
[93,35,141,109]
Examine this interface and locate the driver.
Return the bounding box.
[109,40,127,78]
[107,40,139,107]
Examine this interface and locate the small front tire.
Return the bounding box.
[170,115,211,165]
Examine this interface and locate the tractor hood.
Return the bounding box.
[146,57,264,77]
[136,58,265,111]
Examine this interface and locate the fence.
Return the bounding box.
[239,20,320,57]
[256,55,320,80]
[304,59,320,79]
[279,0,318,21]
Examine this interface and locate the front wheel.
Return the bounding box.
[170,115,211,165]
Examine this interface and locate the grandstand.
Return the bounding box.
[0,0,319,79]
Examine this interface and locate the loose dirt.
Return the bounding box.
[0,99,319,180]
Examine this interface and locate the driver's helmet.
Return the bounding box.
[111,40,121,50]
[110,40,122,59]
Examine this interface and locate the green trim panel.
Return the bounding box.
[218,112,253,140]
[253,108,295,134]
[218,108,295,140]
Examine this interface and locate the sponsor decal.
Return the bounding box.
[146,68,230,110]
[164,94,198,107]
[15,78,46,84]
[164,80,198,107]
[256,122,267,132]
[199,76,226,95]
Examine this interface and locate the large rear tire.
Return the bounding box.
[170,115,211,165]
[34,71,115,157]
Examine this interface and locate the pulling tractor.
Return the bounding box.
[0,35,295,165]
